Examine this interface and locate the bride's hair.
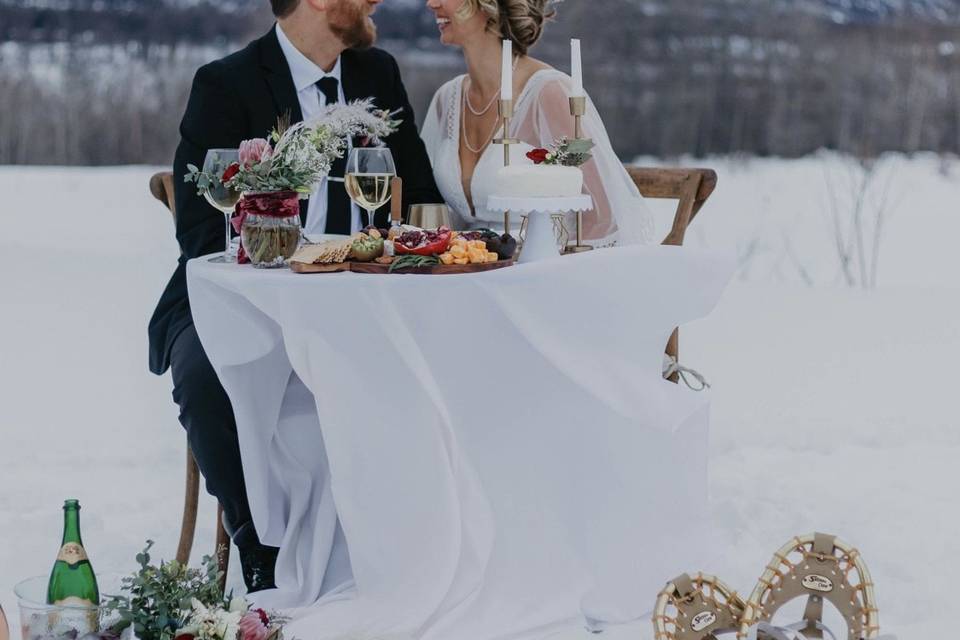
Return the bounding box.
[457,0,556,56]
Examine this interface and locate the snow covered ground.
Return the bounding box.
[1,155,957,639]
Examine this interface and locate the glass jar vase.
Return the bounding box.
[237,191,302,268]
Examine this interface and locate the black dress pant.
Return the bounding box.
[169,323,257,545]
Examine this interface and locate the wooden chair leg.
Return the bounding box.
[665,328,680,384]
[216,504,231,594]
[0,602,10,640]
[176,445,200,566]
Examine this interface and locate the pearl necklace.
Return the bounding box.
[461,89,502,154]
[461,57,521,154]
[464,56,520,116]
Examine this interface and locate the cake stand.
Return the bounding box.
[486,195,594,263]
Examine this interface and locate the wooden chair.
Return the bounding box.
[149,172,231,593]
[624,167,718,383]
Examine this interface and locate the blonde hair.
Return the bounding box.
[455,0,556,56]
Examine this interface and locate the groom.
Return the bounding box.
[148,0,441,590]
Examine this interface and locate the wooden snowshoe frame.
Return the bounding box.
[654,572,746,640]
[738,533,879,640]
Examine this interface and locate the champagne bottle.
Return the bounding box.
[47,500,99,608]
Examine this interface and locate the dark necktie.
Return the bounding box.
[316,77,354,234]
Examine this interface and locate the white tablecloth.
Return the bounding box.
[187,245,733,640]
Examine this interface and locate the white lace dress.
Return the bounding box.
[421,69,656,246]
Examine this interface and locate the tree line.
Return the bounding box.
[1,0,959,164]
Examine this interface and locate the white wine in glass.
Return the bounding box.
[345,174,392,211]
[344,147,396,228]
[202,148,241,263]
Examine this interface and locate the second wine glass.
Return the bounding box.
[202,148,241,263]
[344,147,396,229]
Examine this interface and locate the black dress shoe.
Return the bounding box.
[232,521,280,593]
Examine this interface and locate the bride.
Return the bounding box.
[421,0,656,246]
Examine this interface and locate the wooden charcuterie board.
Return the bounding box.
[289,259,514,275]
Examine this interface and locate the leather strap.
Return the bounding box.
[672,573,696,599]
[801,595,825,640]
[812,532,835,557]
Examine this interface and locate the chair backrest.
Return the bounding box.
[149,171,176,221]
[624,167,717,246]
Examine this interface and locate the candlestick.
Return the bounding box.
[501,40,513,101]
[493,98,519,236]
[563,96,594,255]
[569,96,587,141]
[571,39,584,97]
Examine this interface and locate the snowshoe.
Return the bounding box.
[653,572,745,639]
[738,533,880,640]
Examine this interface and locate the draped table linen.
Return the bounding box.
[186,245,734,640]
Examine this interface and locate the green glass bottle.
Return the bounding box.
[47,499,99,607]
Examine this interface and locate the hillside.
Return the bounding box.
[3,0,960,163]
[3,0,960,46]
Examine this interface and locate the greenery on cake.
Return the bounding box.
[526,138,596,167]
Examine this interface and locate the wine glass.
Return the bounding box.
[202,148,242,263]
[344,147,396,229]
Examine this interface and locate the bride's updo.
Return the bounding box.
[457,0,556,56]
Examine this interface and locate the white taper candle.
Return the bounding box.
[501,39,513,101]
[571,39,584,97]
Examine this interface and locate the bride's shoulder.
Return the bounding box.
[524,68,573,101]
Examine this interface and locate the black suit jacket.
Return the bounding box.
[148,27,442,375]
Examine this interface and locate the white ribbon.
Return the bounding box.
[662,354,711,391]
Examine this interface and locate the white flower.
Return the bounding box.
[229,597,249,614]
[174,598,245,640]
[220,609,244,640]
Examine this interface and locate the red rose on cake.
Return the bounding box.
[526,148,550,164]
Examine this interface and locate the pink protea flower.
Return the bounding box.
[238,610,272,640]
[239,138,273,168]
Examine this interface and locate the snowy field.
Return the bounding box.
[1,154,958,639]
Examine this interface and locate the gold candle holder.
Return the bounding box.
[569,96,586,140]
[564,96,594,254]
[493,98,519,235]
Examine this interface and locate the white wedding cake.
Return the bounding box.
[492,164,583,198]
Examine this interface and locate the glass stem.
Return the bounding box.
[224,211,232,258]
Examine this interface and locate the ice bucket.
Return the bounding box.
[14,575,120,640]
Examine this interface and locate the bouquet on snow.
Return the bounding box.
[101,541,289,640]
[186,100,400,267]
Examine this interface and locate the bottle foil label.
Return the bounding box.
[56,542,89,566]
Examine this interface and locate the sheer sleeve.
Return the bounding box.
[420,85,445,167]
[518,73,655,245]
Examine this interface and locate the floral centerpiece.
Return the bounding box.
[526,137,595,167]
[99,541,289,640]
[186,100,399,267]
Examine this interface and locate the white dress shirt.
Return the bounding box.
[275,24,362,235]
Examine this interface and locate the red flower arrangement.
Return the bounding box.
[525,138,596,167]
[526,148,550,164]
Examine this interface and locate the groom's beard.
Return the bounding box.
[329,1,377,50]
